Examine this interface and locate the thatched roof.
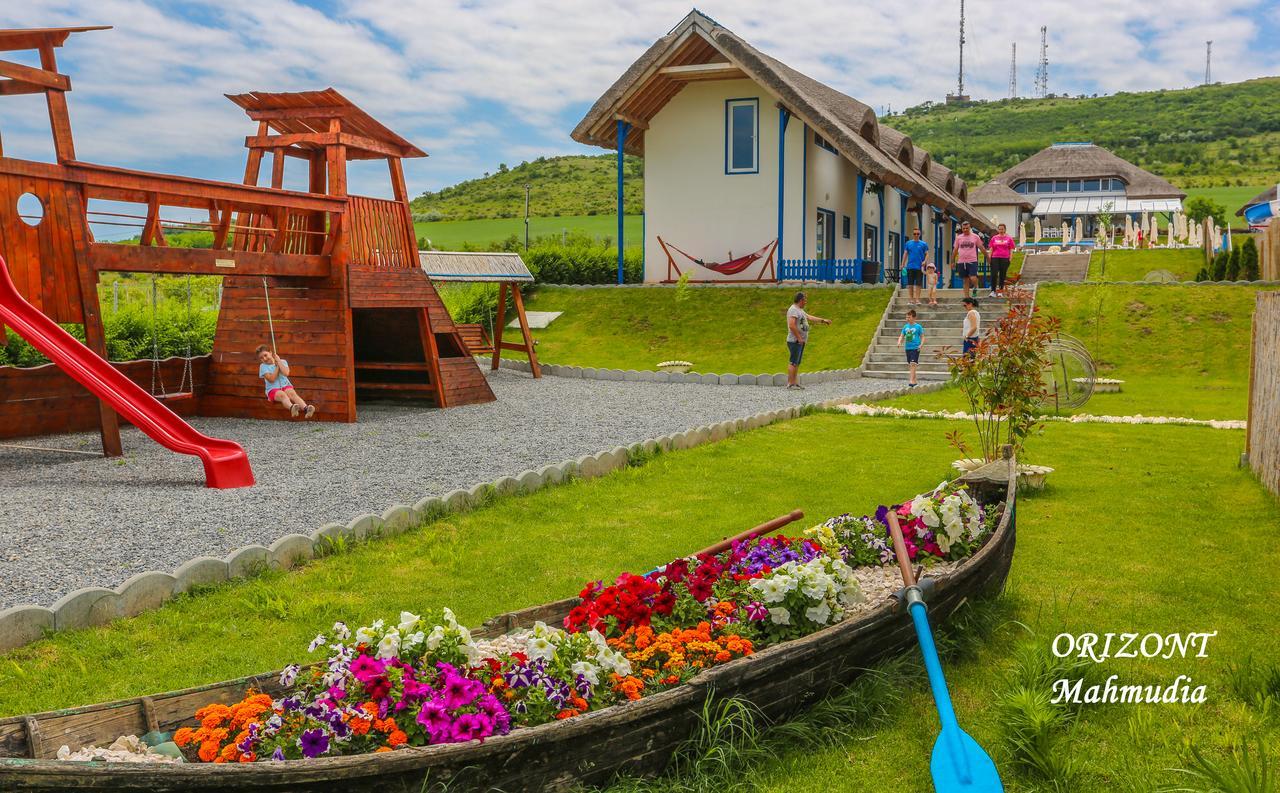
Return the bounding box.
[989,143,1183,199]
[570,10,992,230]
[970,180,1034,209]
[1237,185,1277,217]
[418,251,533,282]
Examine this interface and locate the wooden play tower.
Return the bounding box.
[0,26,494,459]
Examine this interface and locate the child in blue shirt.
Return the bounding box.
[257,344,314,418]
[897,309,925,388]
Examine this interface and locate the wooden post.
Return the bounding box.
[65,187,121,456]
[509,284,540,378]
[417,307,446,408]
[37,44,75,163]
[490,282,507,372]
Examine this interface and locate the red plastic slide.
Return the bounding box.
[0,255,254,488]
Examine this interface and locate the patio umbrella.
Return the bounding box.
[1061,221,1069,244]
[1034,217,1042,242]
[1150,217,1160,246]
[1074,216,1083,242]
[1018,220,1027,246]
[1166,216,1174,247]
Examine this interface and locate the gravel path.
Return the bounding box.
[0,371,902,609]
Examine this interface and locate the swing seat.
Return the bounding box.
[153,391,194,402]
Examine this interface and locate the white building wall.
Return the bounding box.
[978,204,1022,231]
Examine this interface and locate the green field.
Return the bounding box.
[513,286,891,373]
[1184,184,1271,229]
[415,214,643,250]
[1087,248,1207,281]
[881,283,1271,420]
[2,414,1274,790]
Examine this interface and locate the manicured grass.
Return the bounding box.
[880,283,1272,421]
[415,214,643,250]
[1184,184,1270,230]
[1087,248,1207,281]
[512,286,892,373]
[2,414,1275,792]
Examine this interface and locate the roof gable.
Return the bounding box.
[992,143,1183,199]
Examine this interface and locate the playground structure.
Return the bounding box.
[0,26,497,483]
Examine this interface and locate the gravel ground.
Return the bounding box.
[0,371,903,609]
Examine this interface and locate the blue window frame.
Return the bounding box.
[841,215,851,238]
[1083,178,1101,191]
[1014,181,1028,194]
[814,132,838,154]
[725,98,759,174]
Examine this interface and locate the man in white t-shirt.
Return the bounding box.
[786,292,831,390]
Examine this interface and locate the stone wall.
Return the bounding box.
[1248,290,1280,496]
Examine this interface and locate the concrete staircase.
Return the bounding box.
[1018,252,1090,284]
[861,288,986,380]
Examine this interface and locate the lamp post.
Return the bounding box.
[523,183,531,251]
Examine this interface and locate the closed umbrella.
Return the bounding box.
[1166,216,1174,247]
[1150,217,1160,246]
[1061,221,1069,245]
[1034,217,1042,242]
[1074,216,1083,243]
[1018,221,1027,246]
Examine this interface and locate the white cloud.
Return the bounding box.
[0,0,1273,195]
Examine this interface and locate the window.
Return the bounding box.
[1083,178,1101,191]
[1036,180,1052,192]
[888,231,901,272]
[816,209,835,260]
[725,98,759,174]
[841,215,851,238]
[863,224,879,263]
[1068,180,1082,192]
[814,133,837,154]
[1014,181,1028,194]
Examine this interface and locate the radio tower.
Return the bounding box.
[1035,26,1049,98]
[1009,42,1017,98]
[1205,41,1212,84]
[945,0,970,103]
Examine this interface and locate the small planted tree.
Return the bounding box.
[1095,201,1115,280]
[1226,246,1242,280]
[944,288,1059,463]
[1242,238,1261,281]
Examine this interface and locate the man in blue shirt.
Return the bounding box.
[900,228,930,306]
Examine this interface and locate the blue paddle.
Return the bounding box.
[887,511,1003,792]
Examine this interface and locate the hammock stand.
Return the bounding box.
[657,237,778,283]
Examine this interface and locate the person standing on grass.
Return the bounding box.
[786,291,832,390]
[900,228,929,305]
[961,297,981,358]
[986,223,1016,297]
[897,308,925,388]
[953,221,983,301]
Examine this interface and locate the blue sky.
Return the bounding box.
[1,0,1277,201]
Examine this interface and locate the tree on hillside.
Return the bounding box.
[1185,196,1228,227]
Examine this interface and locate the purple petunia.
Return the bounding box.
[298,728,329,759]
[349,654,386,683]
[270,747,285,762]
[417,699,452,742]
[440,673,483,709]
[449,712,493,742]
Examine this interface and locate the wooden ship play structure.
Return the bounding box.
[0,26,523,487]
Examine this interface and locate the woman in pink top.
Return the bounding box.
[952,221,983,301]
[986,223,1016,297]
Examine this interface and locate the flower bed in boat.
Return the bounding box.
[122,483,991,766]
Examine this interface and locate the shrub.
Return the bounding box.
[1241,238,1261,281]
[1226,246,1242,280]
[1211,250,1229,281]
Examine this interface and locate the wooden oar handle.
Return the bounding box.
[694,509,804,558]
[885,510,917,587]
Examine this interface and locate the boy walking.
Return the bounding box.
[258,345,315,418]
[785,291,832,390]
[900,228,929,305]
[897,308,925,387]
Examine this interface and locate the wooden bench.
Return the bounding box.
[456,323,494,356]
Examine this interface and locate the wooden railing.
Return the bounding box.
[346,195,416,268]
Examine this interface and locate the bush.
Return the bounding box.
[1225,246,1242,280]
[1241,238,1261,280]
[1210,250,1229,280]
[525,242,643,284]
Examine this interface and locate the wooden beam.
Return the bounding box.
[614,113,649,131]
[88,242,331,277]
[658,62,746,82]
[37,45,74,162]
[245,132,336,149]
[67,160,346,213]
[337,133,407,159]
[0,79,45,96]
[246,106,353,121]
[0,57,69,91]
[509,284,540,378]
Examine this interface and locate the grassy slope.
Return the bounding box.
[888,77,1280,186]
[1086,248,1207,281]
[415,214,643,250]
[2,415,1275,791]
[880,284,1272,420]
[513,286,892,373]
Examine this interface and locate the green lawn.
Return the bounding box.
[415,214,643,250]
[1184,184,1270,230]
[881,283,1270,421]
[1087,248,1207,282]
[2,414,1275,791]
[513,286,892,373]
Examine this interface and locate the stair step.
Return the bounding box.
[862,370,951,381]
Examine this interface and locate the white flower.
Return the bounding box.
[403,631,426,649]
[263,714,283,736]
[572,661,601,686]
[308,634,326,652]
[376,630,400,660]
[398,611,421,633]
[805,601,832,625]
[441,608,457,628]
[768,607,792,625]
[354,626,376,646]
[750,577,788,604]
[332,621,350,641]
[279,664,300,687]
[370,619,385,631]
[457,626,473,645]
[424,625,445,650]
[526,635,556,661]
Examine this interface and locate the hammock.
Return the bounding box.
[661,238,777,275]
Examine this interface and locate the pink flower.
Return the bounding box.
[745,601,768,621]
[349,654,386,683]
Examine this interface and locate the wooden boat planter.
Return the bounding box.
[0,469,1016,792]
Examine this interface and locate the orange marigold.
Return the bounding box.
[375,746,393,753]
[387,730,408,747]
[198,742,220,763]
[349,717,372,737]
[173,727,196,747]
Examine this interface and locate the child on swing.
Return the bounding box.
[257,345,315,419]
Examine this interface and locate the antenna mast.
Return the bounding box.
[1205,40,1212,85]
[1009,42,1017,98]
[946,0,971,103]
[1035,26,1049,98]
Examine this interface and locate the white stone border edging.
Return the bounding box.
[839,402,1246,429]
[0,380,940,653]
[493,356,867,387]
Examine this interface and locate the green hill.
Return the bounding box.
[887,77,1280,188]
[411,154,642,221]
